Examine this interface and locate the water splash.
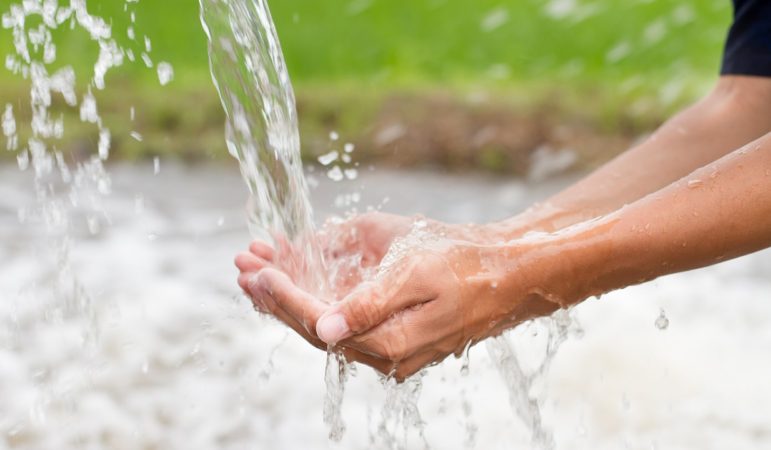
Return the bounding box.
[323,351,348,441]
[486,310,577,450]
[1,0,162,440]
[655,309,669,330]
[1,0,147,331]
[199,1,577,445]
[375,375,428,450]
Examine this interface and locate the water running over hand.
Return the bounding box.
[199,0,350,440]
[199,1,575,446]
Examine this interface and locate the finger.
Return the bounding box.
[315,252,443,345]
[249,240,275,261]
[343,299,464,362]
[234,252,269,272]
[238,272,268,312]
[252,267,331,334]
[253,283,394,373]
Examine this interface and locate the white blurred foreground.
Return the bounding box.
[1,164,769,450]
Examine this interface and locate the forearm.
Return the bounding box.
[493,76,771,239]
[542,131,771,305]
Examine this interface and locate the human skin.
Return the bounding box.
[493,75,771,236]
[235,76,771,379]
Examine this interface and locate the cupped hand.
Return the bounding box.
[235,239,395,373]
[310,240,562,379]
[236,212,562,380]
[235,212,424,373]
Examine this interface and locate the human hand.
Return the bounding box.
[308,239,563,379]
[235,239,396,373]
[236,212,563,379]
[234,212,430,373]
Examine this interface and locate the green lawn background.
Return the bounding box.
[0,0,733,168]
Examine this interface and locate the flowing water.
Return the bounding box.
[199,0,325,294]
[2,164,770,449]
[198,1,572,447]
[0,0,163,350]
[3,1,771,450]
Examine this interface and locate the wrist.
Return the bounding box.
[498,218,620,310]
[491,202,602,242]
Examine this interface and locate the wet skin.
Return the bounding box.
[236,76,771,380]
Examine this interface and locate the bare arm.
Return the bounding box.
[236,79,771,380]
[495,75,771,237]
[296,132,771,379]
[546,130,771,305]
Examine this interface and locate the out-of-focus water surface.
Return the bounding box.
[1,164,770,450]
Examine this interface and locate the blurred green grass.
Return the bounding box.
[0,0,733,169]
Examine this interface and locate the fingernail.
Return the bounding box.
[316,313,350,345]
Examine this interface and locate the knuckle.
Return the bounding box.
[256,268,278,294]
[343,296,381,331]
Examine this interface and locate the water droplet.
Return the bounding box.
[157,61,174,86]
[153,157,160,174]
[655,309,669,330]
[480,7,509,32]
[460,357,470,377]
[80,90,99,123]
[130,131,143,142]
[98,128,110,160]
[317,150,338,166]
[17,149,29,170]
[343,142,355,153]
[329,131,339,141]
[141,52,153,68]
[326,165,344,182]
[2,104,16,137]
[343,168,358,180]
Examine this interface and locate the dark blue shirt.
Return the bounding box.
[722,0,771,76]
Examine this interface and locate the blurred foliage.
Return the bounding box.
[0,0,734,170]
[1,0,731,85]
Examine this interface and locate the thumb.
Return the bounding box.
[316,252,440,345]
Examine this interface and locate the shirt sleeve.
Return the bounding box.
[721,0,771,77]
